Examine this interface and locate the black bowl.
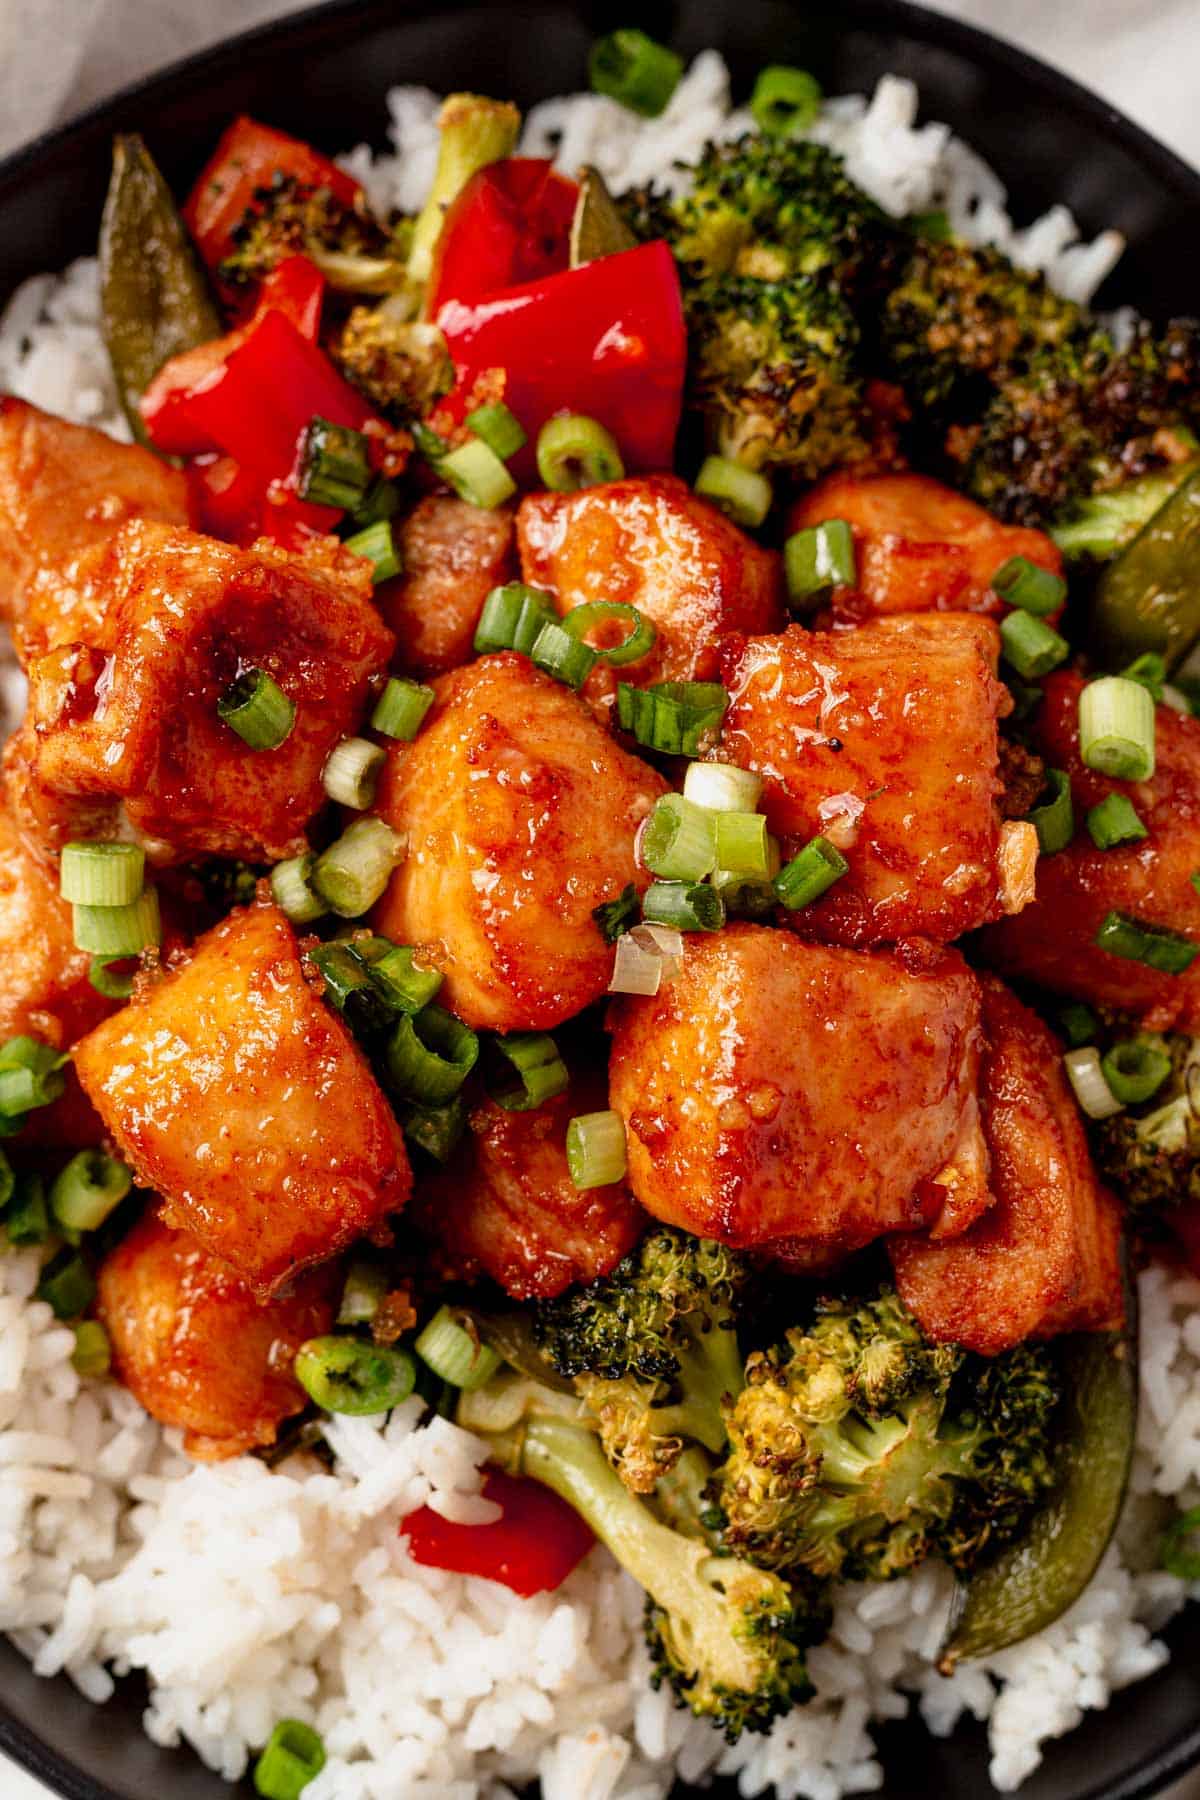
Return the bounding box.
[3,3,1200,1797]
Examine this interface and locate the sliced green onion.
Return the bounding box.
[217,668,295,751]
[401,1096,467,1163]
[5,1174,48,1246]
[412,421,450,462]
[530,619,597,690]
[73,887,161,957]
[440,437,517,509]
[710,869,778,917]
[337,1257,388,1328]
[467,401,527,462]
[566,1109,627,1189]
[323,737,386,810]
[592,882,638,943]
[784,519,856,611]
[36,1249,95,1321]
[536,414,624,492]
[1058,1002,1098,1048]
[1063,1046,1123,1120]
[1120,651,1167,704]
[1026,768,1073,855]
[1161,1505,1200,1580]
[1079,676,1156,781]
[487,1032,568,1112]
[254,1720,326,1800]
[682,761,763,814]
[311,817,403,918]
[349,474,401,528]
[642,881,725,932]
[0,1148,16,1215]
[749,64,823,138]
[59,841,144,907]
[415,1305,501,1389]
[385,1004,479,1104]
[295,1336,415,1416]
[0,1037,67,1114]
[50,1150,132,1236]
[774,836,849,910]
[1086,793,1148,850]
[88,955,135,999]
[1094,910,1199,974]
[270,853,328,926]
[298,417,372,511]
[608,921,685,995]
[713,811,775,880]
[694,455,772,530]
[474,582,557,657]
[559,601,656,667]
[356,938,443,1014]
[1101,1036,1172,1106]
[307,943,392,1033]
[616,681,728,756]
[999,610,1069,679]
[990,555,1066,617]
[588,28,682,117]
[343,519,401,583]
[71,1320,111,1379]
[640,794,717,882]
[372,676,434,741]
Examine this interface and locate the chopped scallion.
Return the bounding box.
[415,1305,501,1389]
[88,955,135,999]
[217,667,295,751]
[1101,1036,1172,1106]
[467,401,527,462]
[714,810,777,880]
[372,677,435,740]
[566,1109,627,1188]
[71,1320,111,1379]
[322,737,386,811]
[990,554,1066,617]
[616,680,728,756]
[307,943,393,1033]
[784,519,855,611]
[1058,1002,1098,1048]
[1086,792,1148,850]
[682,761,763,815]
[774,836,848,909]
[343,518,401,583]
[749,64,822,138]
[999,610,1069,679]
[337,1258,388,1328]
[474,582,557,657]
[5,1174,48,1246]
[59,841,144,907]
[1026,768,1073,855]
[640,794,717,882]
[254,1720,326,1800]
[440,437,517,509]
[559,601,656,667]
[297,417,373,512]
[35,1248,95,1321]
[270,853,328,926]
[356,938,443,1014]
[1079,676,1156,781]
[311,817,403,918]
[641,880,725,932]
[592,882,639,943]
[0,1037,67,1115]
[1120,651,1167,704]
[588,28,682,116]
[294,1336,415,1416]
[384,1004,479,1104]
[530,619,598,689]
[487,1031,568,1112]
[536,414,624,492]
[401,1096,466,1163]
[1094,909,1199,973]
[694,455,772,530]
[50,1150,132,1237]
[73,886,161,957]
[1063,1045,1123,1120]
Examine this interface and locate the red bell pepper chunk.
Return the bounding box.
[401,1470,594,1597]
[187,454,264,545]
[428,158,579,316]
[184,115,361,274]
[141,255,326,455]
[435,240,685,477]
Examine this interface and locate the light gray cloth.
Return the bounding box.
[2,3,1200,1799]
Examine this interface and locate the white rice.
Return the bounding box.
[0,53,1180,1800]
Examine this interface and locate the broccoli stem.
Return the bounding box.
[408,93,521,292]
[1050,457,1199,560]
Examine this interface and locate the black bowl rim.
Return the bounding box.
[2,3,1200,1798]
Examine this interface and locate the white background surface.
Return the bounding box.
[1,0,1200,1796]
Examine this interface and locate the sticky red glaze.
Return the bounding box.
[97,1210,337,1460]
[517,474,784,703]
[789,470,1062,626]
[0,397,189,665]
[719,614,1009,945]
[379,496,517,678]
[74,903,409,1298]
[417,1077,645,1300]
[979,670,1200,1027]
[890,978,1124,1353]
[607,922,986,1260]
[7,519,394,864]
[372,653,666,1031]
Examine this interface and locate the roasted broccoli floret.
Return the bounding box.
[1094,1032,1200,1216]
[406,93,521,292]
[534,1227,747,1493]
[1050,455,1200,560]
[707,1288,1061,1582]
[217,171,407,293]
[331,306,454,419]
[961,319,1200,524]
[624,136,897,476]
[461,1370,825,1741]
[880,236,1085,421]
